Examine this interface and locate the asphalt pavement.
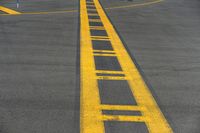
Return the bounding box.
[0,0,200,133]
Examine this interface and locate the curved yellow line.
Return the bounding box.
[0,0,164,16]
[105,0,164,10]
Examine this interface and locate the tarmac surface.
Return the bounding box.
[0,0,200,133]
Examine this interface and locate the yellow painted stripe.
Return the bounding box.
[80,0,104,132]
[100,104,145,111]
[102,115,148,122]
[80,0,173,132]
[96,70,124,74]
[93,53,116,57]
[105,0,164,10]
[93,50,115,53]
[0,6,20,14]
[97,76,127,80]
[90,26,105,30]
[89,19,102,22]
[91,36,110,41]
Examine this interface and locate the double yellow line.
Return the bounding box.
[80,0,173,132]
[0,6,20,14]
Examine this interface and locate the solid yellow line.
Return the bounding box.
[80,0,104,132]
[0,9,76,16]
[0,6,21,14]
[94,0,173,132]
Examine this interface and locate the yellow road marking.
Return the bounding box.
[93,50,115,53]
[80,0,173,132]
[0,0,163,16]
[97,76,127,80]
[80,0,104,132]
[96,70,124,74]
[102,115,148,122]
[93,53,116,56]
[100,104,145,111]
[91,36,110,41]
[89,19,102,22]
[0,6,21,14]
[90,26,105,30]
[106,0,164,10]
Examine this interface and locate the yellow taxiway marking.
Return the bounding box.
[93,50,115,53]
[100,104,144,111]
[106,0,164,10]
[93,53,116,57]
[95,70,124,74]
[102,115,148,122]
[0,6,21,14]
[0,0,163,16]
[80,0,173,132]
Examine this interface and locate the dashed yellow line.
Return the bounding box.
[0,6,21,14]
[80,0,173,132]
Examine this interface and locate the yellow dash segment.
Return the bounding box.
[94,53,116,56]
[96,70,124,74]
[100,104,145,111]
[91,36,110,40]
[91,36,109,39]
[93,50,115,53]
[97,76,127,80]
[90,26,105,30]
[0,6,20,14]
[102,115,148,122]
[89,19,102,22]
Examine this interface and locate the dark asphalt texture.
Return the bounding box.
[0,0,200,133]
